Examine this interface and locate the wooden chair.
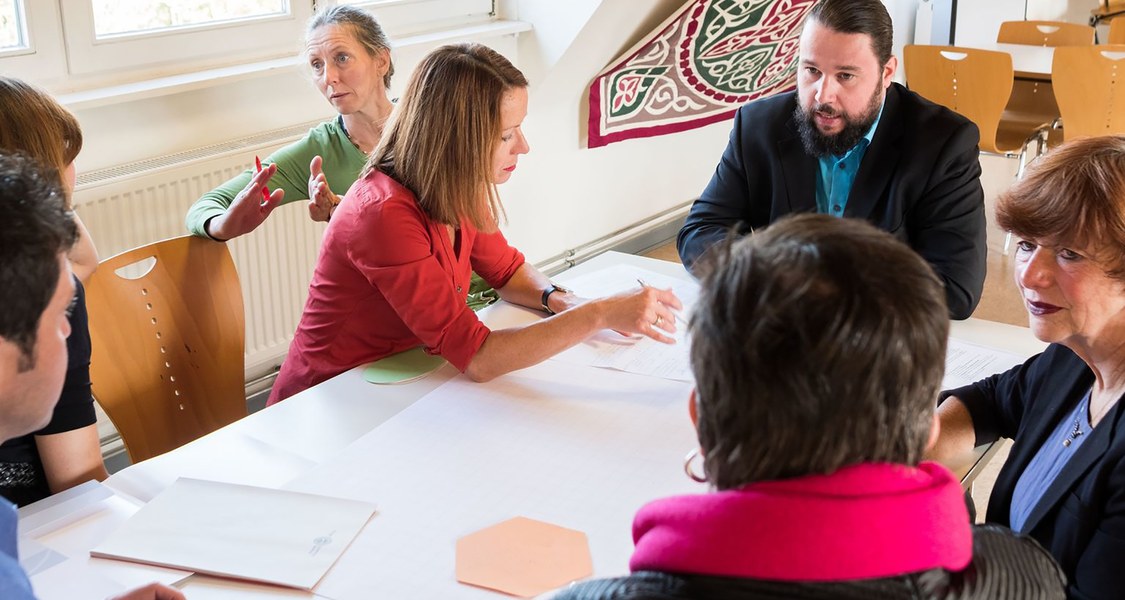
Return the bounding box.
[1109,17,1125,44]
[997,21,1096,46]
[1052,44,1125,141]
[903,46,1031,160]
[85,236,247,462]
[997,21,1096,152]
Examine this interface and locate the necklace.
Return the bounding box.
[1064,390,1092,447]
[1065,388,1120,446]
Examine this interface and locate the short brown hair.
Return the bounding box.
[0,152,77,369]
[365,43,527,231]
[997,135,1125,280]
[807,0,894,66]
[690,214,948,489]
[0,77,83,207]
[306,5,394,89]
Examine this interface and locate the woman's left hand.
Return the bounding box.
[307,155,341,222]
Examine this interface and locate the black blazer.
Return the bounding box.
[944,345,1125,599]
[677,83,987,319]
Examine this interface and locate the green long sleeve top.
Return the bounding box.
[185,115,499,311]
[186,116,366,238]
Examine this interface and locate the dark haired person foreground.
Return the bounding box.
[270,43,681,403]
[930,136,1125,598]
[678,0,986,319]
[0,154,181,600]
[559,215,1063,599]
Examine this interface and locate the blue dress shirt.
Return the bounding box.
[1010,391,1091,533]
[815,102,885,217]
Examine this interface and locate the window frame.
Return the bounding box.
[59,0,315,78]
[0,0,495,94]
[1,1,67,85]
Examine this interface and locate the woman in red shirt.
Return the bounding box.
[270,43,681,403]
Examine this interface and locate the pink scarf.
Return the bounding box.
[630,461,972,581]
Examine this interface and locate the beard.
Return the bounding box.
[795,85,883,157]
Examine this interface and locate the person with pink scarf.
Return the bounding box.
[557,214,1064,599]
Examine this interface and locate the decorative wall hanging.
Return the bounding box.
[587,0,818,148]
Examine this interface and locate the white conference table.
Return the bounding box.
[27,251,1046,599]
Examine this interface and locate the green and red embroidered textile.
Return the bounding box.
[588,0,817,148]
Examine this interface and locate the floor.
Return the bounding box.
[638,153,1030,521]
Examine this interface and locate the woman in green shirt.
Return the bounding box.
[186,5,393,243]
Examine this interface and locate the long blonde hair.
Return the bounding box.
[0,77,83,207]
[364,43,527,232]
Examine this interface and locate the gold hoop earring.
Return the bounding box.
[683,448,707,483]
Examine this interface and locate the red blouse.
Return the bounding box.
[269,170,525,404]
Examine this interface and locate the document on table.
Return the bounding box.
[90,478,377,591]
[554,264,699,382]
[942,338,1027,390]
[19,481,193,600]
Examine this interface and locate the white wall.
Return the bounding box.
[501,0,731,262]
[1027,0,1099,23]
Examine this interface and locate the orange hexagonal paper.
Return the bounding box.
[455,516,593,597]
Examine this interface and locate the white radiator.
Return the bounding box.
[72,120,329,383]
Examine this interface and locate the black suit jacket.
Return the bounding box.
[944,345,1125,599]
[678,83,987,319]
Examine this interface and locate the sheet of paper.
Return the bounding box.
[283,360,703,599]
[21,486,193,600]
[552,264,699,382]
[177,576,321,599]
[943,338,1028,391]
[105,429,318,503]
[29,556,126,599]
[91,478,377,590]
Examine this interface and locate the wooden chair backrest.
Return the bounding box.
[1110,17,1125,44]
[997,20,1096,46]
[903,45,1014,154]
[1052,44,1125,141]
[85,235,247,462]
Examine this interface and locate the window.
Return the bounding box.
[59,0,313,78]
[0,0,496,93]
[339,0,494,36]
[90,0,288,38]
[0,0,27,52]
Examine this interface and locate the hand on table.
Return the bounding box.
[206,162,283,241]
[109,582,186,600]
[600,285,683,344]
[307,155,341,222]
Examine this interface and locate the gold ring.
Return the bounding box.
[653,315,663,326]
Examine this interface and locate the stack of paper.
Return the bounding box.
[91,478,376,590]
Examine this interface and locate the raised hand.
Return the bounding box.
[307,155,341,222]
[206,162,283,241]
